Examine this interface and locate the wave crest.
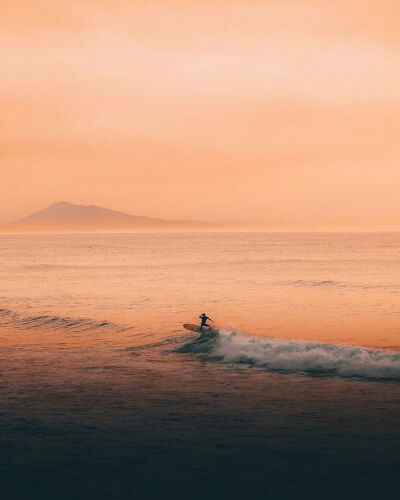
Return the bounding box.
[177,328,400,380]
[0,308,133,333]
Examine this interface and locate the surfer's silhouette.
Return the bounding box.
[199,313,213,331]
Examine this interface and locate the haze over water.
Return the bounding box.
[2,232,400,348]
[2,1,400,497]
[1,232,399,498]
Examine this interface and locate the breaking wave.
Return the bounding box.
[0,307,133,333]
[177,328,400,380]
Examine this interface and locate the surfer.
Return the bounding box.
[199,313,213,331]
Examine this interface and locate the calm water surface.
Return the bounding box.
[0,233,399,499]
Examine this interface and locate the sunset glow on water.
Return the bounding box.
[1,0,400,497]
[1,233,399,498]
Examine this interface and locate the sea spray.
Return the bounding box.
[177,327,400,380]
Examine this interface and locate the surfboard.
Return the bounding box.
[183,323,214,333]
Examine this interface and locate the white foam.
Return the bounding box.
[187,327,400,380]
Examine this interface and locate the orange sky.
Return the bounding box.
[1,1,399,227]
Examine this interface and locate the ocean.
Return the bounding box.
[0,232,399,499]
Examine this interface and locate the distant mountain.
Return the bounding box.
[2,202,218,232]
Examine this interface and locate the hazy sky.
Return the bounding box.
[1,1,399,227]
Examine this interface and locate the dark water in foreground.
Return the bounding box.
[1,326,399,500]
[0,233,399,498]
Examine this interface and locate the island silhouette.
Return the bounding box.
[2,201,220,232]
